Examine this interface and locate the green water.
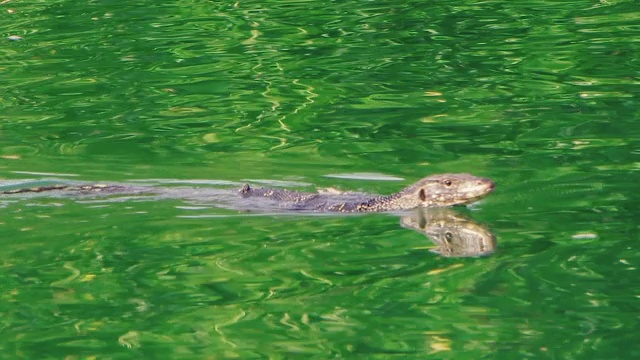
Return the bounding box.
[1,0,639,358]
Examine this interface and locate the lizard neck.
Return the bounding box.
[328,193,402,212]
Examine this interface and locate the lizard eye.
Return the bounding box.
[444,232,454,242]
[443,179,453,186]
[419,189,426,201]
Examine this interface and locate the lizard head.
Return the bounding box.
[398,173,495,208]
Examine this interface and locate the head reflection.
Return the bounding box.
[400,208,496,258]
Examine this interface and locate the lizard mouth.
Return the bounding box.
[457,180,495,205]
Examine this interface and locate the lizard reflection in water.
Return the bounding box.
[0,174,496,257]
[401,208,496,257]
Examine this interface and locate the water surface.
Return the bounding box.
[1,0,639,358]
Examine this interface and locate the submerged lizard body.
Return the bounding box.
[1,173,494,212]
[1,184,129,195]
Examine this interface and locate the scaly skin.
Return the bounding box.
[239,173,495,212]
[1,173,495,212]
